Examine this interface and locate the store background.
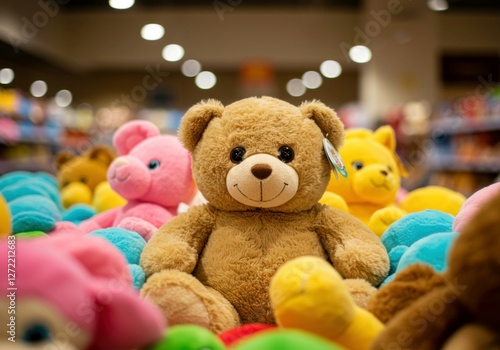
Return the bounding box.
[0,0,499,196]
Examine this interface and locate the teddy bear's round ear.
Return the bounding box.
[372,126,409,177]
[372,126,396,151]
[179,99,224,152]
[300,100,344,149]
[113,120,160,155]
[88,146,116,166]
[55,151,75,170]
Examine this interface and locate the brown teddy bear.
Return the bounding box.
[56,146,118,209]
[370,194,500,349]
[140,96,389,333]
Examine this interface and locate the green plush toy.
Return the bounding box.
[147,325,225,350]
[232,329,345,350]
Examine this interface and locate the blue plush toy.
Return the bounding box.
[0,171,95,234]
[380,210,456,285]
[90,228,147,289]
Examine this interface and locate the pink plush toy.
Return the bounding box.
[0,235,165,350]
[80,121,197,240]
[453,182,500,233]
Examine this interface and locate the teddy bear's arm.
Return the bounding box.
[140,204,216,277]
[315,205,390,286]
[79,208,121,233]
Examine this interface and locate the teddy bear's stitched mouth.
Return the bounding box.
[234,182,288,203]
[370,179,392,191]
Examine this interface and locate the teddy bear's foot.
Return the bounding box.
[141,269,240,334]
[342,279,377,309]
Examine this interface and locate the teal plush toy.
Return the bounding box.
[380,210,456,285]
[0,171,95,234]
[90,228,147,289]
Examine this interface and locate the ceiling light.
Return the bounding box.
[302,71,322,89]
[195,71,216,89]
[349,45,372,63]
[181,59,202,77]
[427,0,449,11]
[286,79,306,97]
[0,68,14,84]
[55,89,72,107]
[162,44,184,62]
[320,60,342,78]
[109,0,134,10]
[30,80,48,97]
[141,24,164,41]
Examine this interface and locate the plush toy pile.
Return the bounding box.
[1,96,499,350]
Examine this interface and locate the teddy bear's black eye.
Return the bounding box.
[148,160,161,170]
[80,177,87,184]
[230,147,246,164]
[278,146,294,163]
[352,161,364,170]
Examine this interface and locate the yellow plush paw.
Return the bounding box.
[270,256,384,350]
[93,181,126,213]
[368,206,406,237]
[319,192,349,213]
[270,256,355,339]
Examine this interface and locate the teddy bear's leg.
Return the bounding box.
[141,269,240,334]
[341,279,378,309]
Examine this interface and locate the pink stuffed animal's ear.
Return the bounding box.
[91,287,166,350]
[113,120,160,155]
[44,235,132,286]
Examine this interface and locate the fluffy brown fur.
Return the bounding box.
[370,194,500,349]
[367,264,446,323]
[140,97,389,332]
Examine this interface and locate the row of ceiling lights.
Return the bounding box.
[0,68,73,107]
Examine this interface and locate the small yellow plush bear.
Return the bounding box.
[0,193,11,237]
[270,256,384,350]
[56,146,126,211]
[321,126,465,236]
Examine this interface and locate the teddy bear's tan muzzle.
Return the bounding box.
[226,154,299,208]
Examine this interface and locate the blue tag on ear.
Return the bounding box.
[323,138,348,180]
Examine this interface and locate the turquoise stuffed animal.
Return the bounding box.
[380,210,456,285]
[0,171,95,234]
[90,228,147,289]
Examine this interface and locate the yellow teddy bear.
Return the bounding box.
[321,126,465,236]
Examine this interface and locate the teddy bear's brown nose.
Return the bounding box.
[251,164,273,180]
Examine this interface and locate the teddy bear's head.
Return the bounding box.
[56,146,116,208]
[326,126,407,206]
[108,120,196,208]
[178,96,344,212]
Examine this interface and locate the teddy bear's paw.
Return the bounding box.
[118,217,157,241]
[270,256,356,339]
[140,240,198,277]
[342,279,377,309]
[141,270,239,334]
[368,206,407,237]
